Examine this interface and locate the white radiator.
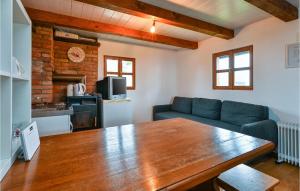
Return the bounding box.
[277,122,299,166]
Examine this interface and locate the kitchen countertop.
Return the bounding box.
[102,97,131,104]
[32,106,73,118]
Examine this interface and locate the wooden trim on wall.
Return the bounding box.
[104,55,136,90]
[212,45,253,90]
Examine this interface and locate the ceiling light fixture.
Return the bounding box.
[150,20,156,33]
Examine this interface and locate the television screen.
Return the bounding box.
[112,78,126,95]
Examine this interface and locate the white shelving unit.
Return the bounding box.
[0,0,31,180]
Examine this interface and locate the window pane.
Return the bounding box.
[122,60,133,73]
[234,51,250,68]
[122,75,133,87]
[234,70,250,86]
[216,72,229,86]
[107,73,118,77]
[216,55,230,70]
[106,59,118,72]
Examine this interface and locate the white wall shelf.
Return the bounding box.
[12,74,29,81]
[0,70,11,77]
[0,0,31,181]
[13,0,31,24]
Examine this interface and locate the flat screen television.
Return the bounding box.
[96,76,127,100]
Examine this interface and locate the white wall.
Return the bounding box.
[98,40,177,123]
[176,17,299,122]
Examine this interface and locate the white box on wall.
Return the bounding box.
[286,43,300,68]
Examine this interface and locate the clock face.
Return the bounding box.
[67,47,85,63]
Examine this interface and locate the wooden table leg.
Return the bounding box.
[188,178,220,191]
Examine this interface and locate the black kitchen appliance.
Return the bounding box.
[66,95,103,131]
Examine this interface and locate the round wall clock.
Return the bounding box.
[67,47,85,63]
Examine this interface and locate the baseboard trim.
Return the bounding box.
[0,147,21,181]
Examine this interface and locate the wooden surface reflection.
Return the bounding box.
[1,118,274,191]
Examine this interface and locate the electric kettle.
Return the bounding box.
[73,83,86,96]
[67,84,74,96]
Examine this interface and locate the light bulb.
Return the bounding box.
[150,20,156,33]
[150,25,156,33]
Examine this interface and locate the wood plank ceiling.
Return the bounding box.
[22,0,299,49]
[22,0,212,42]
[140,0,298,28]
[76,0,234,39]
[27,8,199,49]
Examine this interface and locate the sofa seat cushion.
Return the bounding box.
[154,111,200,121]
[194,117,242,133]
[221,101,269,126]
[171,97,192,114]
[154,112,241,133]
[192,98,222,120]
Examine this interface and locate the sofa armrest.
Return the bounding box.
[153,104,171,120]
[241,120,278,145]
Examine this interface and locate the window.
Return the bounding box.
[104,55,136,90]
[213,45,253,90]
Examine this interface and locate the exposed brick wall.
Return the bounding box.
[31,25,98,104]
[53,41,98,103]
[32,25,54,104]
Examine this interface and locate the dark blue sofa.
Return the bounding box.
[153,97,277,144]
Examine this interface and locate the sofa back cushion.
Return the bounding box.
[221,101,269,126]
[171,97,192,114]
[192,98,222,119]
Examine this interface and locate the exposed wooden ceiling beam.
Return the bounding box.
[76,0,234,39]
[244,0,298,22]
[26,8,198,49]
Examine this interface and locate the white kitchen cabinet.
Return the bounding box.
[103,98,133,128]
[33,115,71,137]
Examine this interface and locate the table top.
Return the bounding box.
[1,118,275,191]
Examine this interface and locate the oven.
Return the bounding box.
[66,95,103,131]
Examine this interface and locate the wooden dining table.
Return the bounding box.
[1,118,275,191]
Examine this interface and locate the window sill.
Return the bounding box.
[213,86,253,90]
